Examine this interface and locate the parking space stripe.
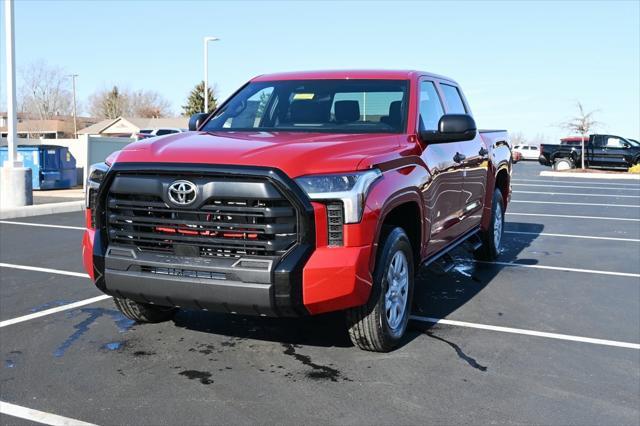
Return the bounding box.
[0,263,89,278]
[507,212,640,221]
[505,230,640,242]
[511,200,640,208]
[514,191,640,198]
[410,316,640,350]
[0,220,85,230]
[476,260,640,278]
[0,295,112,328]
[513,183,640,191]
[513,178,640,187]
[0,401,97,426]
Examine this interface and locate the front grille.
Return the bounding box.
[105,174,298,259]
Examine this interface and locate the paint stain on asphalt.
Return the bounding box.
[281,343,350,382]
[179,370,214,385]
[102,342,124,351]
[426,332,488,372]
[54,308,135,357]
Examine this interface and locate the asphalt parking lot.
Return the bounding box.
[1,161,639,425]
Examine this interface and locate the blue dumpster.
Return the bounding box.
[0,145,77,190]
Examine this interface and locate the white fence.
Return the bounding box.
[1,135,134,188]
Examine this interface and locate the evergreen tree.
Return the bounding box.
[182,81,217,116]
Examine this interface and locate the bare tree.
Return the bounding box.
[560,102,601,169]
[88,87,172,119]
[19,60,73,119]
[510,132,526,146]
[129,90,172,118]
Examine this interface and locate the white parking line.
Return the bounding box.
[0,220,85,230]
[514,190,640,198]
[410,316,640,350]
[511,200,640,208]
[0,295,112,328]
[513,183,640,191]
[476,260,640,278]
[505,230,640,242]
[0,400,97,426]
[507,212,640,221]
[0,263,89,278]
[513,178,640,187]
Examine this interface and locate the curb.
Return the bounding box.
[0,201,85,220]
[540,171,640,181]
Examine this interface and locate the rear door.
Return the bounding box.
[439,82,488,232]
[418,79,466,256]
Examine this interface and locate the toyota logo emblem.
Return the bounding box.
[167,180,198,206]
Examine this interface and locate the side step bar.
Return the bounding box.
[422,227,482,274]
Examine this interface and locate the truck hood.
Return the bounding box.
[113,131,407,178]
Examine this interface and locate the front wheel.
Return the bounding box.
[475,188,505,261]
[346,227,414,352]
[113,297,177,323]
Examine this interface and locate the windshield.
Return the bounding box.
[202,79,409,134]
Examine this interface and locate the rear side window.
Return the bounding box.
[418,81,444,131]
[440,84,467,114]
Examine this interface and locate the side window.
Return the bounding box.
[155,129,177,136]
[440,84,467,114]
[419,81,444,131]
[606,137,625,148]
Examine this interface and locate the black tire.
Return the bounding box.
[346,227,414,352]
[113,297,176,323]
[474,188,505,261]
[553,157,575,171]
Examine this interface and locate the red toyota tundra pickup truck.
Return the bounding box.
[82,70,511,352]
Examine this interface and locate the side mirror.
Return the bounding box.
[420,114,477,144]
[188,113,209,131]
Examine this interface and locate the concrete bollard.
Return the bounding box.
[0,166,33,209]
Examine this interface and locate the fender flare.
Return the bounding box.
[368,188,424,272]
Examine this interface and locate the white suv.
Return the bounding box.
[512,145,540,160]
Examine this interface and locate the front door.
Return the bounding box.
[439,82,488,232]
[417,79,466,256]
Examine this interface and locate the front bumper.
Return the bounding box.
[82,163,375,317]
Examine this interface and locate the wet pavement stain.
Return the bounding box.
[4,360,15,368]
[426,332,487,372]
[133,350,156,357]
[179,370,214,385]
[281,343,350,382]
[54,307,135,357]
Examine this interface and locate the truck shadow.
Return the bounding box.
[410,222,544,334]
[172,221,544,350]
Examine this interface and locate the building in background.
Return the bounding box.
[78,117,189,138]
[0,112,99,139]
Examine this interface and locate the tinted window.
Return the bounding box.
[440,84,467,114]
[139,129,153,134]
[155,129,178,136]
[204,79,409,133]
[418,81,444,131]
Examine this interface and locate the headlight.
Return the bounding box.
[85,162,109,227]
[295,169,381,223]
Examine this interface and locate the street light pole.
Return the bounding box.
[68,74,78,138]
[1,0,32,208]
[203,36,219,114]
[4,0,18,167]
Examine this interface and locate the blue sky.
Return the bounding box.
[1,0,639,141]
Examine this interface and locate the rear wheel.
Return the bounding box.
[553,157,575,171]
[475,188,504,261]
[346,227,414,352]
[113,297,176,323]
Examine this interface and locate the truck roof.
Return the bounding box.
[251,69,458,84]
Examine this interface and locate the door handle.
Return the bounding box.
[453,152,466,163]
